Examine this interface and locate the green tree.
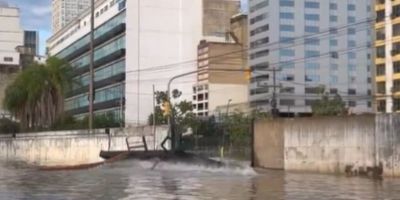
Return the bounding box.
[148,89,194,134]
[3,57,73,130]
[312,93,347,116]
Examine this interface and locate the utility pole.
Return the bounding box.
[152,84,156,150]
[271,68,278,118]
[88,0,95,133]
[256,68,281,118]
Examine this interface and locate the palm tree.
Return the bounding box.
[3,57,73,130]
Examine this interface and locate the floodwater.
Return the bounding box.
[1,160,400,200]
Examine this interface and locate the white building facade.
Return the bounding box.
[0,5,24,117]
[48,0,228,126]
[0,6,23,71]
[52,0,91,33]
[248,0,374,115]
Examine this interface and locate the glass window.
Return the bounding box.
[348,16,356,23]
[330,75,338,84]
[330,15,338,22]
[348,4,356,11]
[348,28,356,35]
[330,3,337,10]
[280,12,294,19]
[330,39,338,46]
[348,52,356,59]
[250,0,268,13]
[305,14,319,21]
[305,62,320,70]
[305,50,320,58]
[280,37,295,44]
[250,13,268,25]
[280,49,295,57]
[305,37,319,45]
[280,24,295,32]
[305,1,319,8]
[250,37,269,48]
[250,24,269,36]
[348,40,356,48]
[280,61,295,69]
[280,0,294,7]
[305,75,320,82]
[305,26,319,33]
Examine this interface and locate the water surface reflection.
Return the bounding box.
[0,160,399,200]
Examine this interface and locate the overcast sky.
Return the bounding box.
[6,0,248,56]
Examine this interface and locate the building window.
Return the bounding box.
[280,99,295,106]
[394,80,400,93]
[250,49,269,59]
[305,62,320,70]
[376,10,385,23]
[348,16,356,23]
[348,4,356,11]
[330,75,338,84]
[250,37,269,48]
[305,87,322,94]
[305,75,320,83]
[393,5,400,19]
[376,28,385,40]
[250,0,268,12]
[305,1,319,9]
[377,64,385,76]
[377,82,386,94]
[280,87,295,94]
[330,39,338,46]
[280,37,295,44]
[377,46,385,58]
[348,89,357,95]
[280,12,294,19]
[305,37,320,46]
[250,13,268,25]
[3,57,13,62]
[348,52,356,59]
[330,15,338,22]
[305,14,320,21]
[348,28,356,35]
[280,74,295,81]
[348,40,356,48]
[348,101,357,107]
[378,100,386,112]
[280,0,294,7]
[305,26,319,33]
[329,3,337,10]
[280,49,295,57]
[250,24,269,36]
[305,50,320,58]
[280,24,295,32]
[394,99,400,111]
[394,61,400,73]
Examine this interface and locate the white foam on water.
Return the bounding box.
[135,159,257,176]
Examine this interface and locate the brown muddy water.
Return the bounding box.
[1,160,400,200]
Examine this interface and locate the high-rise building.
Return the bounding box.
[0,4,24,117]
[52,0,91,33]
[24,31,39,55]
[375,0,400,113]
[248,0,374,116]
[47,0,239,126]
[193,14,249,117]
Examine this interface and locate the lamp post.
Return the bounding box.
[221,99,232,159]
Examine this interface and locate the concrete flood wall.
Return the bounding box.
[254,115,400,177]
[0,126,169,166]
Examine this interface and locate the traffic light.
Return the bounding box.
[161,101,171,117]
[244,68,252,81]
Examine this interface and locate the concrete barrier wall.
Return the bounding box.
[254,119,284,169]
[0,126,168,166]
[254,114,400,177]
[376,115,400,177]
